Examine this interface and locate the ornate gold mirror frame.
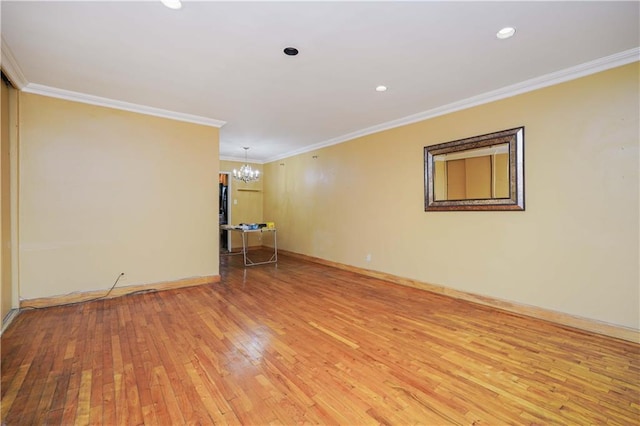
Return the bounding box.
[424,127,524,211]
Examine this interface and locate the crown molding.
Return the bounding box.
[22,84,226,128]
[220,155,263,164]
[264,47,640,163]
[1,38,28,89]
[2,36,224,127]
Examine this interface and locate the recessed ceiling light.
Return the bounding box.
[283,47,299,56]
[375,85,387,92]
[496,27,516,40]
[161,0,182,9]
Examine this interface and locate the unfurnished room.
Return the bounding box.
[1,1,639,424]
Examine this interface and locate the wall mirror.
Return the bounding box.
[424,127,524,211]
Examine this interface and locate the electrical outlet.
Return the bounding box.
[365,253,372,262]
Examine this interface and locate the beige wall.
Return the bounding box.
[263,62,640,330]
[19,93,220,299]
[493,153,509,198]
[434,161,446,201]
[465,156,491,199]
[447,159,466,200]
[1,80,15,319]
[219,160,264,249]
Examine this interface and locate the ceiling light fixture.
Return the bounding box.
[375,85,387,92]
[160,0,182,10]
[233,147,260,183]
[496,27,516,40]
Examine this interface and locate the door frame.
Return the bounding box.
[219,172,232,252]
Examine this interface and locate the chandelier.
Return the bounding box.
[233,147,260,183]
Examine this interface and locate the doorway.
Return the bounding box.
[219,172,231,251]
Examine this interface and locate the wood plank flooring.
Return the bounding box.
[2,251,639,425]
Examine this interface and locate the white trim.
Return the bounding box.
[3,34,637,159]
[264,47,640,163]
[22,83,226,128]
[8,86,20,310]
[1,38,28,89]
[220,155,264,164]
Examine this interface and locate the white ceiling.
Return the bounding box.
[2,1,639,163]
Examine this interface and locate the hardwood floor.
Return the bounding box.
[2,251,639,425]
